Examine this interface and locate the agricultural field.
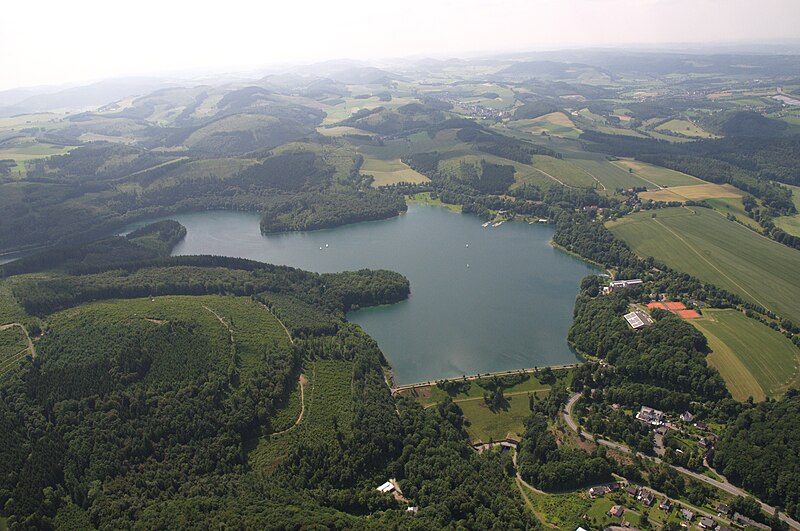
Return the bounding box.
[510,111,583,139]
[610,159,702,188]
[773,184,800,237]
[638,183,744,202]
[704,197,762,230]
[361,156,429,187]
[530,155,599,189]
[654,119,717,138]
[607,207,800,324]
[570,158,653,192]
[692,309,800,401]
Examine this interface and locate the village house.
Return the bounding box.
[625,485,640,497]
[716,503,730,516]
[636,406,665,426]
[681,508,695,521]
[609,505,625,518]
[589,486,605,498]
[659,498,672,512]
[640,490,655,507]
[680,411,695,423]
[699,517,715,529]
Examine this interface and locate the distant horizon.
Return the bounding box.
[2,0,799,91]
[3,39,800,94]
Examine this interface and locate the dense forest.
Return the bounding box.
[713,392,800,519]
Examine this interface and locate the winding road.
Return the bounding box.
[563,393,800,530]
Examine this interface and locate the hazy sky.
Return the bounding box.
[2,0,799,90]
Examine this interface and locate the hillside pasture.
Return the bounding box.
[511,112,582,139]
[610,159,702,188]
[655,119,717,138]
[705,197,762,230]
[773,184,800,237]
[692,309,800,401]
[607,207,800,324]
[361,156,429,187]
[570,158,654,192]
[639,183,744,202]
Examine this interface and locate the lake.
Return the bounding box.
[138,205,598,384]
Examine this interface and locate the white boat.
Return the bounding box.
[481,221,490,228]
[465,244,469,248]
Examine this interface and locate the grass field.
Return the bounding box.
[773,184,800,237]
[610,159,702,188]
[316,125,373,137]
[361,156,429,187]
[458,392,543,441]
[705,197,762,230]
[528,490,592,529]
[403,371,571,442]
[531,156,599,189]
[511,112,583,139]
[639,183,743,202]
[570,158,654,192]
[405,192,462,213]
[607,207,800,324]
[655,119,717,138]
[691,309,800,401]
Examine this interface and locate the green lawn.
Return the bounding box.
[408,370,570,408]
[459,391,543,442]
[405,192,462,213]
[607,207,800,324]
[692,309,800,401]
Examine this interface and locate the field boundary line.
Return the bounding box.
[651,218,772,312]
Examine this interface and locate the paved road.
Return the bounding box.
[563,393,800,530]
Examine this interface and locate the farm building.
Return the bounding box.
[376,481,395,494]
[681,508,695,521]
[609,505,624,517]
[624,310,653,330]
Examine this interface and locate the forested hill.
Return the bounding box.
[0,253,536,528]
[0,220,186,277]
